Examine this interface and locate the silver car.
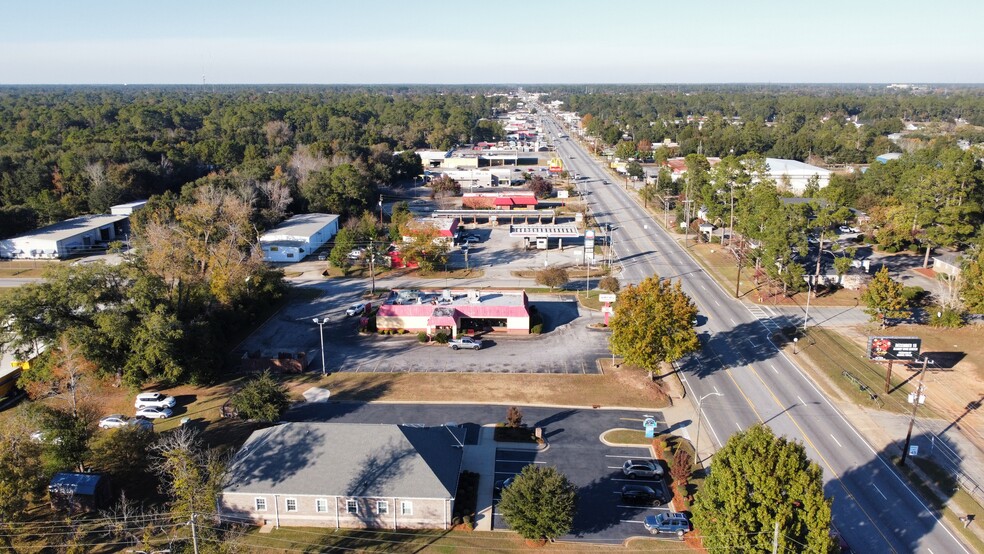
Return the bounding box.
[622,459,664,479]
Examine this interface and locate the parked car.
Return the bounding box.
[622,459,664,478]
[620,484,665,506]
[347,248,365,260]
[463,235,480,244]
[448,337,482,351]
[644,512,691,537]
[345,302,367,317]
[136,406,173,419]
[98,414,131,429]
[493,476,514,498]
[134,392,176,409]
[317,253,328,261]
[848,226,861,233]
[128,417,155,431]
[838,225,852,234]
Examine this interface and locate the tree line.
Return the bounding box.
[0,86,507,237]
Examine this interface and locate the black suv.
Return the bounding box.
[620,484,667,506]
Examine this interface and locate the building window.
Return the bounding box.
[286,253,294,258]
[285,498,297,512]
[255,498,267,511]
[401,501,413,515]
[346,500,358,514]
[316,498,329,513]
[376,501,389,514]
[269,246,279,251]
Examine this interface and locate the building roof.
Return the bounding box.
[933,253,963,266]
[223,423,464,499]
[378,289,529,319]
[109,200,148,211]
[508,225,581,238]
[764,158,832,176]
[259,214,338,242]
[49,472,104,496]
[876,152,903,163]
[8,215,128,243]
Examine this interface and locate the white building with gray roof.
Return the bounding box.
[0,214,129,259]
[259,213,339,263]
[219,422,464,529]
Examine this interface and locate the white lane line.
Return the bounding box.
[797,396,805,405]
[770,364,779,374]
[495,459,546,464]
[700,284,706,291]
[620,520,645,524]
[830,434,843,448]
[736,421,743,432]
[872,484,887,500]
[730,318,737,325]
[605,454,649,458]
[714,299,721,306]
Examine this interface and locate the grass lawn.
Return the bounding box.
[0,266,48,278]
[236,527,685,552]
[796,327,949,417]
[603,428,653,445]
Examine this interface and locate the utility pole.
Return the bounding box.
[771,518,779,554]
[378,195,384,225]
[190,512,199,554]
[899,356,929,467]
[368,239,375,295]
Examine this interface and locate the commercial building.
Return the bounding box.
[461,193,538,210]
[259,213,339,263]
[219,422,464,529]
[109,200,148,215]
[0,214,129,259]
[376,289,531,336]
[764,158,832,194]
[402,217,459,244]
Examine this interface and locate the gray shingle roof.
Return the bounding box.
[223,423,464,499]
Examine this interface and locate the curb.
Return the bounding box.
[321,399,673,413]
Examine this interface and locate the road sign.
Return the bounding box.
[601,306,614,315]
[599,293,617,303]
[643,417,658,439]
[909,445,919,456]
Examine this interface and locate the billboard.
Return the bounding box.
[867,337,922,361]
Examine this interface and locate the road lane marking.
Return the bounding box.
[771,364,778,374]
[730,318,737,325]
[700,284,706,291]
[714,299,721,306]
[830,434,843,448]
[797,396,805,405]
[872,484,887,500]
[605,454,650,458]
[736,422,743,432]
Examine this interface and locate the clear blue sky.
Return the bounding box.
[2,0,981,84]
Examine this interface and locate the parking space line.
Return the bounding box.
[611,478,662,483]
[495,459,545,464]
[497,449,543,454]
[604,454,650,458]
[617,505,671,511]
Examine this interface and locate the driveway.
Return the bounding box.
[284,403,681,543]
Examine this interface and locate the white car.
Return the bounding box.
[345,302,367,317]
[135,406,172,419]
[838,226,853,234]
[98,414,131,429]
[449,337,482,351]
[135,392,176,409]
[347,248,365,260]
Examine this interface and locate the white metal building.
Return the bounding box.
[764,158,832,194]
[0,214,129,259]
[259,213,339,263]
[110,200,148,215]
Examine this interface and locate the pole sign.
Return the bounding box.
[867,337,922,361]
[584,230,595,261]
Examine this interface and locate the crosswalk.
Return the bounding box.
[745,304,797,334]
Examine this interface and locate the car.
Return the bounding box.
[128,417,155,431]
[136,406,173,419]
[644,512,691,537]
[347,248,365,260]
[622,459,664,479]
[317,253,328,261]
[30,430,62,444]
[98,414,131,429]
[838,226,852,234]
[448,337,482,351]
[849,226,861,233]
[620,484,666,506]
[569,155,575,159]
[493,476,514,498]
[463,236,480,244]
[807,235,819,244]
[345,302,367,317]
[460,243,470,252]
[134,392,177,409]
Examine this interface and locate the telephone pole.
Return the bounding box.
[899,356,929,467]
[190,512,199,554]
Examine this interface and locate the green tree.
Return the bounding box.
[598,276,620,293]
[614,140,637,160]
[0,414,45,530]
[535,267,569,291]
[625,161,644,180]
[497,465,576,541]
[861,267,912,327]
[230,371,291,422]
[527,175,553,198]
[609,276,699,377]
[35,405,96,473]
[151,427,225,526]
[329,227,358,270]
[88,425,157,498]
[962,246,984,313]
[389,202,412,243]
[692,425,834,554]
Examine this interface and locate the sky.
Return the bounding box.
[1,0,982,84]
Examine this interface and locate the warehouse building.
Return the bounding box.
[259,213,339,263]
[0,214,129,260]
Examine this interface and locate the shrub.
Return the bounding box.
[598,276,620,293]
[417,332,429,343]
[709,235,722,244]
[901,285,926,305]
[531,323,543,334]
[434,332,450,344]
[535,267,570,291]
[506,406,523,428]
[929,306,964,328]
[229,371,291,423]
[670,448,692,486]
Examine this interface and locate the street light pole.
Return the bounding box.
[694,391,723,464]
[312,317,329,376]
[899,356,929,467]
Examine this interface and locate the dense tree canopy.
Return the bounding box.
[497,465,577,541]
[692,424,835,553]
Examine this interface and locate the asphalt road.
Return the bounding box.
[544,115,969,553]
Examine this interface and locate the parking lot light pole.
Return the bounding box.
[694,391,723,464]
[312,317,329,376]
